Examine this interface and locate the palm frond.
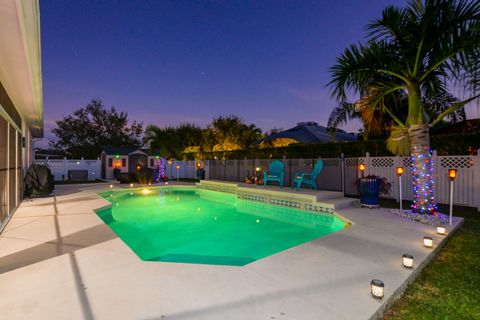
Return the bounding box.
[327,102,359,129]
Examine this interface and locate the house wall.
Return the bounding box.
[0,84,34,231]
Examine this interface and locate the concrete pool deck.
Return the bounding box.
[0,183,462,320]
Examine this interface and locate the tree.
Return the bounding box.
[50,100,143,159]
[143,123,203,158]
[328,0,480,214]
[209,115,263,151]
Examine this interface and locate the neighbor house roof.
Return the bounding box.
[258,122,357,145]
[101,147,161,156]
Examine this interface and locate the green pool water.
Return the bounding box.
[96,187,345,266]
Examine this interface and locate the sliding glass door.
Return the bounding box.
[0,113,22,229]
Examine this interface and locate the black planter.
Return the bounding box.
[359,178,381,208]
[196,169,205,180]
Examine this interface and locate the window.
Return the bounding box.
[150,159,154,167]
[108,158,113,167]
[122,158,126,167]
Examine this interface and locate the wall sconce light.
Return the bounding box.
[255,167,261,172]
[402,254,414,268]
[423,236,433,248]
[437,226,446,235]
[109,184,113,188]
[370,279,384,299]
[129,183,133,188]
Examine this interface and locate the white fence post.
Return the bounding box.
[475,153,480,211]
[432,150,438,207]
[63,157,67,181]
[365,152,371,176]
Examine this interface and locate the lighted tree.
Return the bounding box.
[328,0,480,214]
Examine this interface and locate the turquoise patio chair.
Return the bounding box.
[263,160,285,188]
[292,160,323,191]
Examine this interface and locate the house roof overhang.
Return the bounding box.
[0,0,43,137]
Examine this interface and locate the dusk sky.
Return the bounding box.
[40,0,478,146]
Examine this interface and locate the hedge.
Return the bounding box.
[181,131,480,160]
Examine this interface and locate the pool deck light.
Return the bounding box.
[358,163,366,178]
[396,166,404,213]
[437,226,446,235]
[423,236,433,248]
[370,279,384,299]
[402,254,414,268]
[448,169,457,226]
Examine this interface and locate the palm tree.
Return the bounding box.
[328,0,480,214]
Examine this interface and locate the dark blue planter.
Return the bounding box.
[196,169,205,180]
[360,178,381,207]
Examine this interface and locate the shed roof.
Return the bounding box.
[101,146,161,156]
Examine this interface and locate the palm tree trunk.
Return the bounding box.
[408,124,437,214]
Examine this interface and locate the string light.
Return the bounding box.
[411,148,438,215]
[154,157,167,182]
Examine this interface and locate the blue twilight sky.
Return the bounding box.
[42,0,474,146]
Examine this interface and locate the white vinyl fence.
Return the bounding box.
[358,152,480,210]
[206,152,480,210]
[34,158,101,181]
[32,154,480,210]
[166,160,198,180]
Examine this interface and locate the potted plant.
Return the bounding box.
[196,162,205,180]
[357,175,391,208]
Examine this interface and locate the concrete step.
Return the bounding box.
[197,180,359,211]
[325,197,360,210]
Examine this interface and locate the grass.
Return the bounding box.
[380,199,480,320]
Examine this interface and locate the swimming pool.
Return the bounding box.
[96,187,345,266]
